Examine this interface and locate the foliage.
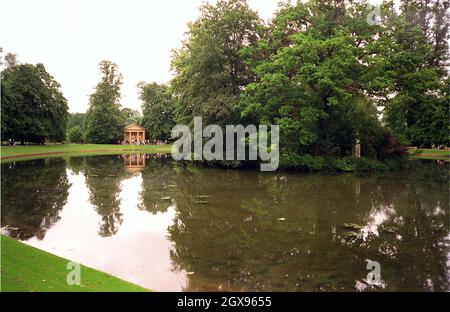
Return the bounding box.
[84,61,125,144]
[121,108,142,126]
[67,126,84,143]
[139,82,175,141]
[1,61,69,143]
[67,112,86,131]
[380,0,449,147]
[279,153,404,172]
[236,0,397,159]
[171,0,262,126]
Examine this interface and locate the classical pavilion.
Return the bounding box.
[124,124,146,144]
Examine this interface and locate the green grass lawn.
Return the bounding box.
[0,143,171,162]
[1,235,149,292]
[408,148,450,160]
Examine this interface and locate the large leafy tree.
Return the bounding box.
[66,112,86,141]
[67,112,86,130]
[236,0,389,157]
[169,0,447,158]
[121,108,142,126]
[85,61,125,144]
[1,60,69,143]
[171,0,262,126]
[380,0,449,147]
[139,82,175,141]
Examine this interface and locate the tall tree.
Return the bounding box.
[85,61,125,144]
[381,0,449,146]
[236,0,390,158]
[67,112,86,130]
[171,0,262,125]
[1,60,69,143]
[121,107,142,126]
[139,82,175,141]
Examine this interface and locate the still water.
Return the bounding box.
[1,154,449,291]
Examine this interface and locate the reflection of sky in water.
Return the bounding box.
[2,157,449,291]
[25,170,187,291]
[360,205,396,239]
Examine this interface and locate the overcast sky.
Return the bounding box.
[0,0,381,113]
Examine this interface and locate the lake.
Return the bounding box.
[1,154,449,291]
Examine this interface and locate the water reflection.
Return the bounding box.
[1,158,70,240]
[1,155,449,291]
[122,154,146,173]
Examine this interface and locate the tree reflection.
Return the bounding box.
[1,158,70,240]
[138,154,177,214]
[80,155,131,237]
[167,163,449,291]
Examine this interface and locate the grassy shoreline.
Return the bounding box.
[0,143,171,162]
[1,235,149,292]
[408,148,450,161]
[1,144,448,164]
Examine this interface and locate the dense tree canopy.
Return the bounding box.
[67,112,86,131]
[380,0,449,147]
[85,61,125,144]
[1,60,69,143]
[169,0,448,163]
[121,108,142,126]
[139,82,175,141]
[171,0,261,126]
[67,126,84,143]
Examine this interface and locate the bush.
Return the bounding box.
[279,152,402,172]
[67,126,84,143]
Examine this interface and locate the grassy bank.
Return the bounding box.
[0,143,171,162]
[1,235,148,292]
[408,148,450,161]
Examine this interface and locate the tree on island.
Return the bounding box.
[169,0,448,166]
[85,60,125,144]
[171,0,261,126]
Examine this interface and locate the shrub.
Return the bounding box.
[67,126,84,143]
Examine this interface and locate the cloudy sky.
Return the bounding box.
[1,0,381,113]
[0,0,281,113]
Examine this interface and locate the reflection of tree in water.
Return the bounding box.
[167,163,449,291]
[81,155,131,237]
[138,155,178,214]
[1,158,70,240]
[347,163,450,291]
[67,155,85,175]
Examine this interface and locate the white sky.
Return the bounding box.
[1,0,382,113]
[0,0,281,113]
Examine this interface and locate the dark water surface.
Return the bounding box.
[1,154,449,291]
